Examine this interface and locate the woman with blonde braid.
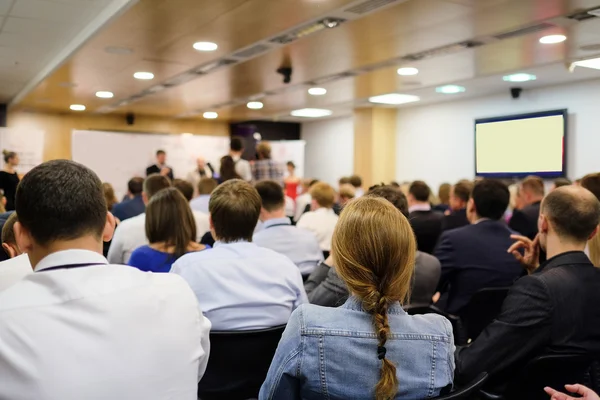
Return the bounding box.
[260,196,455,400]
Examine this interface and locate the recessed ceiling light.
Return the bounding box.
[539,34,566,44]
[203,111,218,119]
[95,91,114,98]
[435,85,466,94]
[308,87,327,96]
[247,101,264,110]
[502,73,537,82]
[572,57,600,70]
[133,71,154,80]
[70,104,86,111]
[397,67,419,76]
[291,108,333,118]
[193,42,218,52]
[368,93,420,105]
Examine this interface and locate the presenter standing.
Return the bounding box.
[146,150,174,180]
[0,150,20,211]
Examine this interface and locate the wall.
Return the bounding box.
[301,116,354,186]
[7,110,229,161]
[396,79,600,190]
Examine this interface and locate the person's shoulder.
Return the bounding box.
[403,312,454,340]
[416,251,441,268]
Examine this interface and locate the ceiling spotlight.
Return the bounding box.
[540,34,567,44]
[253,132,262,140]
[203,111,218,119]
[435,85,466,94]
[291,108,333,118]
[95,91,114,98]
[247,101,264,110]
[308,87,327,96]
[133,71,154,80]
[193,42,218,52]
[397,67,419,76]
[368,93,420,105]
[503,73,537,82]
[321,18,342,28]
[70,104,86,111]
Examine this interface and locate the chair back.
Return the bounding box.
[432,372,488,399]
[198,324,286,400]
[460,287,509,341]
[403,304,466,345]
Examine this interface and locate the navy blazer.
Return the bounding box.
[509,201,541,240]
[409,210,444,254]
[111,196,145,222]
[441,208,469,233]
[435,220,523,315]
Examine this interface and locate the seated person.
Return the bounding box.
[433,182,451,213]
[253,180,323,277]
[171,179,307,330]
[546,384,600,400]
[107,174,171,264]
[441,180,473,232]
[297,182,339,252]
[111,177,145,221]
[408,180,443,254]
[349,174,364,197]
[190,177,218,215]
[172,179,210,240]
[0,212,31,291]
[435,179,522,315]
[128,188,209,273]
[0,160,210,399]
[552,177,572,191]
[260,196,454,399]
[455,185,600,387]
[294,178,316,223]
[305,185,441,307]
[509,175,545,239]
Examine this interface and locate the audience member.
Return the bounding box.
[253,180,323,278]
[171,179,307,330]
[0,160,210,399]
[190,177,218,215]
[455,185,600,387]
[186,157,213,192]
[128,188,209,273]
[0,212,30,291]
[433,182,451,213]
[252,142,284,184]
[218,155,242,183]
[297,182,339,252]
[107,174,171,264]
[260,197,454,399]
[102,182,118,212]
[581,173,600,266]
[145,149,174,180]
[338,176,351,190]
[111,177,145,221]
[230,136,252,181]
[435,179,522,315]
[349,175,364,197]
[284,161,300,200]
[408,180,443,254]
[546,384,600,400]
[338,183,356,207]
[305,185,441,307]
[294,178,316,222]
[441,180,473,232]
[172,179,210,240]
[509,175,545,239]
[552,177,572,191]
[0,150,19,211]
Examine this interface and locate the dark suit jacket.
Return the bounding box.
[111,196,145,222]
[409,210,444,254]
[509,201,541,240]
[435,220,523,315]
[146,164,174,180]
[455,251,600,384]
[441,208,469,232]
[305,252,441,307]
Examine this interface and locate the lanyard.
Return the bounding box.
[36,263,106,273]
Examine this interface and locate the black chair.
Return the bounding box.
[432,372,488,399]
[403,304,467,345]
[198,325,286,400]
[460,287,510,342]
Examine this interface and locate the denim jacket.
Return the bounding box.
[259,296,455,400]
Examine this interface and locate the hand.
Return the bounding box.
[432,292,441,304]
[545,384,600,400]
[507,234,540,274]
[160,167,171,176]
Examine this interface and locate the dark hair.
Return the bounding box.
[255,180,285,212]
[219,155,241,182]
[156,150,166,157]
[453,180,473,203]
[472,179,510,220]
[209,179,261,243]
[173,179,194,202]
[349,175,363,188]
[143,174,171,200]
[198,178,218,195]
[146,187,196,260]
[581,173,600,200]
[553,177,572,189]
[128,177,144,196]
[543,186,600,242]
[339,177,351,185]
[230,136,244,152]
[409,181,431,202]
[2,150,16,164]
[287,161,295,169]
[2,212,18,245]
[521,175,545,197]
[16,160,107,245]
[367,185,409,218]
[390,181,400,188]
[102,183,118,211]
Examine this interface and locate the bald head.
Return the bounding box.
[542,185,600,243]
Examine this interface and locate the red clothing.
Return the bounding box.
[285,181,299,200]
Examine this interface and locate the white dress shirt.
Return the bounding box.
[294,192,311,222]
[0,254,31,292]
[285,196,296,218]
[186,168,213,193]
[193,210,211,238]
[296,208,339,251]
[171,241,308,330]
[233,156,252,181]
[408,203,432,213]
[190,194,211,214]
[0,249,211,400]
[253,218,323,276]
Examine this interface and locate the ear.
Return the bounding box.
[2,242,17,258]
[538,213,549,234]
[589,225,599,241]
[209,215,217,241]
[142,192,149,205]
[13,221,33,255]
[259,207,268,222]
[103,212,116,242]
[467,198,475,214]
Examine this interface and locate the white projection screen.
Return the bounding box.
[475,109,567,179]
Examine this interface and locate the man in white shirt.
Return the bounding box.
[190,177,218,215]
[0,160,211,400]
[107,174,171,264]
[173,179,211,238]
[294,178,315,223]
[0,212,30,292]
[186,157,213,194]
[171,179,307,330]
[297,182,339,252]
[230,136,252,181]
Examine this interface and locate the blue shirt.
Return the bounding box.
[253,218,323,276]
[170,241,308,330]
[260,296,455,400]
[190,195,210,215]
[128,245,210,273]
[112,196,145,222]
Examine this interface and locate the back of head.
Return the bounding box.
[453,180,473,203]
[339,184,356,201]
[309,182,335,209]
[230,136,244,152]
[339,177,351,186]
[219,155,240,181]
[209,179,261,242]
[553,177,572,189]
[333,197,416,400]
[581,173,600,200]
[349,175,362,188]
[521,175,545,198]
[255,180,285,212]
[102,183,117,211]
[409,180,431,202]
[471,179,510,220]
[2,212,18,246]
[367,185,409,218]
[198,178,218,195]
[16,160,107,246]
[173,179,194,202]
[128,177,144,196]
[3,150,16,164]
[256,141,272,159]
[438,183,451,204]
[143,174,171,200]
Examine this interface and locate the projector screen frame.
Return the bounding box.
[474,109,568,179]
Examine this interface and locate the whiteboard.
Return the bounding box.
[0,128,45,174]
[270,140,305,178]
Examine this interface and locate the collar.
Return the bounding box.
[342,296,406,315]
[409,204,431,213]
[314,207,335,214]
[262,218,291,229]
[473,217,490,225]
[213,240,253,248]
[536,250,592,274]
[35,249,108,272]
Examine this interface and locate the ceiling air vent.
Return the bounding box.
[231,44,272,59]
[344,0,401,15]
[493,23,555,41]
